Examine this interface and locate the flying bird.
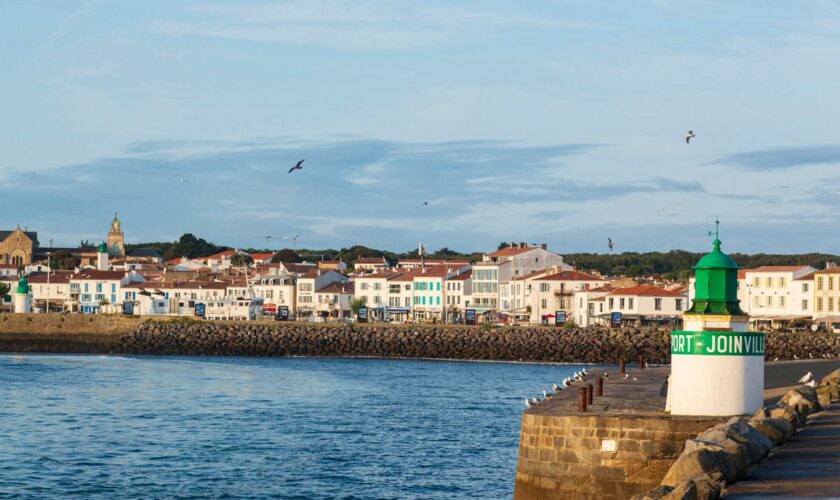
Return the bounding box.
[798,371,813,384]
[685,130,696,143]
[421,201,429,206]
[178,177,189,183]
[288,159,305,173]
[608,238,614,253]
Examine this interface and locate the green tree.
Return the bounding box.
[350,297,367,316]
[0,283,9,301]
[49,251,81,270]
[271,249,301,263]
[497,242,511,250]
[230,253,254,267]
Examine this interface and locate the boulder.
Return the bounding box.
[747,417,793,446]
[631,485,673,500]
[779,386,822,418]
[816,385,839,407]
[691,473,723,500]
[662,479,697,500]
[756,403,802,429]
[694,417,772,464]
[663,440,750,485]
[820,368,840,387]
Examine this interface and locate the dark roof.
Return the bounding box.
[130,248,162,258]
[0,230,38,245]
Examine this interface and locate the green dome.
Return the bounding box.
[98,242,107,253]
[693,239,739,270]
[16,276,29,294]
[686,237,745,316]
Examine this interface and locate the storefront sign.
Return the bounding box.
[465,308,477,325]
[276,305,289,321]
[357,307,368,323]
[610,312,622,327]
[122,302,134,315]
[194,303,206,318]
[555,311,566,326]
[671,331,765,356]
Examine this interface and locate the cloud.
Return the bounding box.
[711,145,840,170]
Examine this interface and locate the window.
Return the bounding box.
[818,277,824,291]
[300,283,312,292]
[299,295,312,303]
[361,283,369,291]
[405,297,410,307]
[830,298,835,312]
[619,298,625,309]
[764,277,772,288]
[436,297,440,305]
[654,298,662,311]
[779,296,785,307]
[766,296,772,307]
[628,298,634,309]
[817,297,823,311]
[802,299,808,311]
[540,283,550,292]
[830,276,835,291]
[373,283,381,291]
[436,282,441,291]
[374,296,381,304]
[675,298,683,311]
[541,299,547,308]
[803,283,809,292]
[778,277,785,288]
[609,298,614,309]
[752,277,759,287]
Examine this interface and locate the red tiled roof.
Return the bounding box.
[511,270,547,281]
[793,271,817,281]
[355,257,387,264]
[536,270,603,282]
[488,246,539,257]
[72,270,126,280]
[449,269,472,281]
[27,272,71,284]
[608,285,686,297]
[249,253,275,261]
[204,250,236,260]
[124,280,228,290]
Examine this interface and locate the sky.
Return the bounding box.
[2,1,840,255]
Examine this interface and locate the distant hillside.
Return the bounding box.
[127,234,835,280]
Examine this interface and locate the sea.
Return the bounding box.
[0,354,588,499]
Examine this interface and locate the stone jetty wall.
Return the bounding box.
[0,315,838,361]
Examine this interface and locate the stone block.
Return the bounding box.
[779,386,822,418]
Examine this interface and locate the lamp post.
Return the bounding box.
[46,252,51,314]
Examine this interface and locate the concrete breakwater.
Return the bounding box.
[0,315,838,362]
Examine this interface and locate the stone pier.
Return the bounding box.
[513,367,724,499]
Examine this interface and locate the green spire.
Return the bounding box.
[98,242,107,253]
[16,276,30,294]
[686,223,745,316]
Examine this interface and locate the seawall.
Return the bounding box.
[0,315,838,362]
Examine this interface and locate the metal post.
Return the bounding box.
[586,383,594,405]
[46,252,51,314]
[578,387,587,412]
[638,356,645,369]
[619,359,625,374]
[596,376,603,397]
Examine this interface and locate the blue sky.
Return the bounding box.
[3,1,840,254]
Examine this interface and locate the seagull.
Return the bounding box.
[421,201,429,206]
[563,378,572,387]
[288,159,305,173]
[805,380,817,388]
[524,399,532,408]
[608,238,614,253]
[632,377,638,381]
[798,371,813,384]
[603,373,609,379]
[685,130,696,144]
[178,177,190,183]
[581,368,588,375]
[623,373,629,380]
[530,396,539,405]
[793,354,799,360]
[551,384,561,392]
[543,389,551,399]
[773,357,780,362]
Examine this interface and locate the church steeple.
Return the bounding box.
[106,214,125,257]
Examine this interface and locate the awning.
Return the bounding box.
[386,307,410,313]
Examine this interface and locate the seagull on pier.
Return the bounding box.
[530,396,540,405]
[543,389,551,399]
[793,354,799,360]
[581,368,588,375]
[685,130,696,143]
[551,384,562,392]
[288,159,305,173]
[773,357,780,362]
[623,373,629,380]
[524,399,532,408]
[798,371,813,384]
[632,377,638,381]
[603,373,609,379]
[805,380,817,388]
[563,378,572,387]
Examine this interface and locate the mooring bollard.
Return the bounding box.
[578,387,587,412]
[596,376,603,397]
[638,356,646,369]
[619,359,625,374]
[586,383,594,405]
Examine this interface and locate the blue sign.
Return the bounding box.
[465,308,477,325]
[122,302,134,315]
[357,307,368,323]
[195,303,206,318]
[555,311,566,326]
[276,305,289,321]
[611,311,622,327]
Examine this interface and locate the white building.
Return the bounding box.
[353,272,400,321]
[123,280,228,316]
[742,266,816,329]
[528,270,608,324]
[296,269,347,318]
[70,270,146,314]
[27,272,71,312]
[314,282,354,319]
[252,274,296,316]
[354,257,389,272]
[601,285,688,327]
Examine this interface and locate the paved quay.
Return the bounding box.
[722,403,840,498]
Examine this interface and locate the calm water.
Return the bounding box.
[0,354,587,499]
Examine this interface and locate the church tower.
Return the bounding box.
[107,213,125,257]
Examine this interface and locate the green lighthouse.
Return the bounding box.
[685,231,746,317]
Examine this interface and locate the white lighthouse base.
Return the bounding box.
[13,292,31,314]
[668,354,764,416]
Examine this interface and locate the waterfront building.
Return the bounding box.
[123,280,227,316]
[741,266,816,330]
[28,272,72,312]
[812,264,840,329]
[396,258,469,270]
[572,286,613,327]
[0,264,19,277]
[354,257,389,272]
[295,269,347,318]
[314,282,354,319]
[353,271,402,321]
[444,269,472,319]
[602,285,687,327]
[667,233,761,416]
[69,269,145,314]
[106,214,125,256]
[386,272,414,322]
[0,226,38,267]
[204,297,262,321]
[528,270,608,325]
[252,274,296,316]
